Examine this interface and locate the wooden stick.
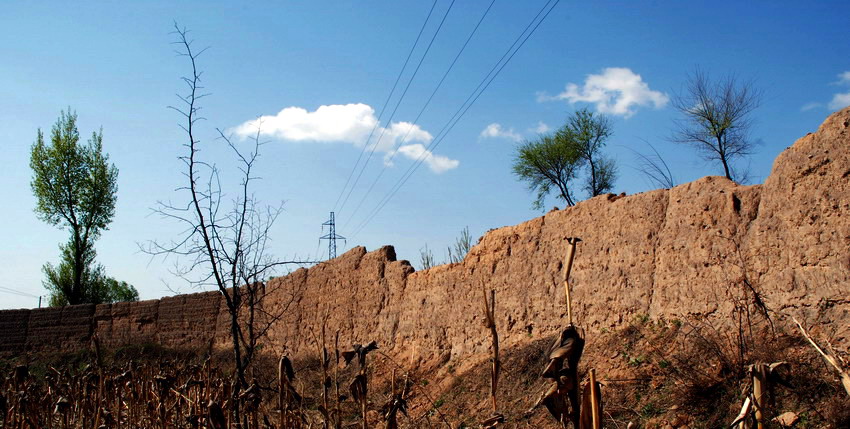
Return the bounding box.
[563,238,581,326]
[481,285,500,414]
[278,356,286,429]
[589,368,600,429]
[334,331,342,429]
[752,363,766,429]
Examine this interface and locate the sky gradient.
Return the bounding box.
[1,1,848,309]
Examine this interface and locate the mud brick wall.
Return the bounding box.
[24,305,95,353]
[157,291,222,348]
[0,309,30,354]
[0,291,225,356]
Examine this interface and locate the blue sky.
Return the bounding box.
[1,1,848,309]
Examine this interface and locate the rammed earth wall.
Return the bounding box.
[2,108,848,365]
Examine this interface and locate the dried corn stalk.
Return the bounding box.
[793,317,850,398]
[578,368,602,429]
[344,341,378,429]
[529,238,586,428]
[728,362,789,429]
[382,370,409,429]
[480,286,504,427]
[539,326,585,427]
[279,355,303,428]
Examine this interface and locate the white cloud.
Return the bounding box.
[232,103,376,143]
[539,67,669,117]
[828,71,850,110]
[396,143,459,173]
[232,103,458,173]
[530,121,550,134]
[479,123,522,141]
[800,102,822,111]
[829,93,850,110]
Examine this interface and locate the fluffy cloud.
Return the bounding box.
[479,123,522,141]
[232,103,376,143]
[231,103,458,173]
[829,93,850,110]
[539,67,668,117]
[396,143,459,173]
[828,71,850,110]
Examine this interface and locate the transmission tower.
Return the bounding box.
[320,211,346,260]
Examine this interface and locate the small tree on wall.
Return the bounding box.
[558,108,617,197]
[671,69,761,182]
[513,109,617,209]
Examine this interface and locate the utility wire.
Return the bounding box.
[331,0,440,213]
[341,0,497,232]
[0,285,40,298]
[336,0,457,217]
[311,237,323,263]
[349,0,560,238]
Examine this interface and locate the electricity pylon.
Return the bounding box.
[320,211,346,260]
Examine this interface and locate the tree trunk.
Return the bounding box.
[229,298,245,427]
[717,135,733,181]
[721,158,732,181]
[588,157,598,196]
[71,229,83,304]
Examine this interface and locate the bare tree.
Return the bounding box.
[671,69,761,182]
[632,141,675,189]
[143,24,304,426]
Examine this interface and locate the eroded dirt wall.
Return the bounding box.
[2,108,848,365]
[264,107,850,367]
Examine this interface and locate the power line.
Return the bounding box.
[351,0,559,238]
[311,236,323,263]
[349,0,560,239]
[336,0,457,216]
[340,0,497,232]
[350,0,558,238]
[331,0,440,213]
[0,285,40,299]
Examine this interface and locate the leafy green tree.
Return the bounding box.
[103,278,140,303]
[513,109,617,209]
[30,109,123,305]
[557,108,617,197]
[44,242,139,306]
[512,134,583,209]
